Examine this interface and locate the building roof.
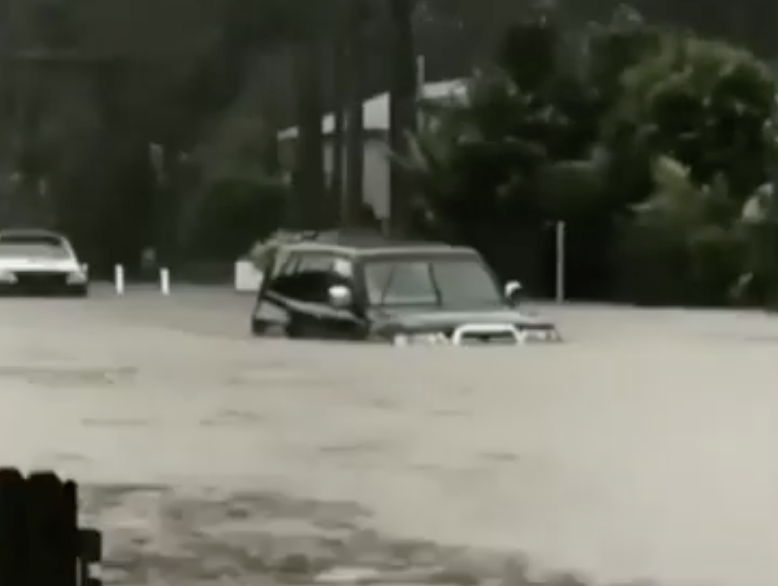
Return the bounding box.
[278,78,467,141]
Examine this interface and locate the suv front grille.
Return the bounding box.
[465,331,520,344]
[451,325,558,344]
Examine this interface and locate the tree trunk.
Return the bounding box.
[343,0,365,230]
[328,3,347,228]
[330,96,346,228]
[292,30,326,230]
[387,0,417,237]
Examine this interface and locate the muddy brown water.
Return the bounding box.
[1,288,777,586]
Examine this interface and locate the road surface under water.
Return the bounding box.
[0,288,776,586]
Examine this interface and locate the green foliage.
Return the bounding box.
[407,34,606,240]
[406,9,655,234]
[404,5,778,304]
[181,110,290,260]
[613,32,777,197]
[184,177,287,261]
[616,157,745,305]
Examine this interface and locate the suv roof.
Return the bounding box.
[270,230,475,258]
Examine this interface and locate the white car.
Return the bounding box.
[0,229,89,296]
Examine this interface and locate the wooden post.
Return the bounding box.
[0,468,102,586]
[555,221,565,303]
[25,471,72,586]
[0,468,26,586]
[79,528,102,586]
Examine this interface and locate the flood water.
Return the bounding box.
[0,290,776,586]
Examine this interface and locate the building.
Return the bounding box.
[277,79,467,221]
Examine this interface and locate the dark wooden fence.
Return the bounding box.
[0,468,102,586]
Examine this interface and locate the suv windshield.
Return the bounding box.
[365,256,503,308]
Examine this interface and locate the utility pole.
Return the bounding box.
[387,0,417,238]
[415,55,426,129]
[343,0,365,230]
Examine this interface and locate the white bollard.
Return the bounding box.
[159,267,170,295]
[114,264,124,295]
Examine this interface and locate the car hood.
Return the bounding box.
[0,257,79,272]
[371,307,556,332]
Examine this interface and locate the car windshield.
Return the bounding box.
[365,256,503,308]
[0,235,69,259]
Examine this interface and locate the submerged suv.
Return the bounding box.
[250,232,561,345]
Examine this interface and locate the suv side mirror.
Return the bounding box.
[504,280,522,304]
[327,284,353,308]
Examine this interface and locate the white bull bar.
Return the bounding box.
[451,323,527,345]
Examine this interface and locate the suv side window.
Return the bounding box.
[269,249,294,279]
[267,250,350,303]
[296,253,337,273]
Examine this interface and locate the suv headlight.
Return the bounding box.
[0,271,16,283]
[393,332,449,346]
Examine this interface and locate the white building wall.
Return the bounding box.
[278,79,469,223]
[321,137,390,221]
